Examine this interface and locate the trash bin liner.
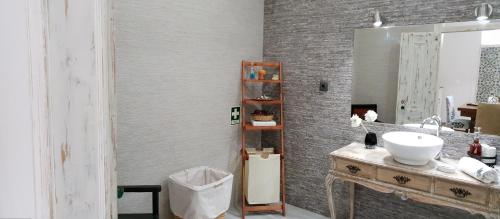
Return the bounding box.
[168,166,233,219]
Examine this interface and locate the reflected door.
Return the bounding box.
[396,32,441,124]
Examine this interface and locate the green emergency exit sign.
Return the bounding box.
[230,107,240,125]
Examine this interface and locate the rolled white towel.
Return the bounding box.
[458,157,498,184]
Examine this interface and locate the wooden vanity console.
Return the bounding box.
[325,143,500,219]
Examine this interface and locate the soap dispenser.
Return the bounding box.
[467,128,482,160]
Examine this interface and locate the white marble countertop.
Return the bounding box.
[331,142,500,189]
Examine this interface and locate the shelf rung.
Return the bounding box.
[241,155,285,160]
[243,79,281,83]
[244,124,283,131]
[243,99,282,105]
[242,61,281,68]
[244,203,283,212]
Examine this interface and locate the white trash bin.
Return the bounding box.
[168,166,233,219]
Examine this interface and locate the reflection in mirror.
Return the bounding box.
[352,21,500,136]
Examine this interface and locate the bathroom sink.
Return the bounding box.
[382,131,443,165]
[403,123,454,132]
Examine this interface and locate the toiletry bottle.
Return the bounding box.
[250,66,256,80]
[469,137,481,157]
[246,66,250,79]
[468,128,482,159]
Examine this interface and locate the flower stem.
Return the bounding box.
[360,122,369,134]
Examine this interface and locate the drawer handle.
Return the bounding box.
[345,165,361,174]
[450,187,472,198]
[393,175,411,184]
[449,187,471,198]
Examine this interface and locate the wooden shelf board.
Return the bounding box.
[243,203,283,213]
[242,154,285,160]
[243,99,282,105]
[244,123,283,131]
[243,79,281,83]
[241,149,285,160]
[242,61,281,67]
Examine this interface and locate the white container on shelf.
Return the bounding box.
[244,152,280,204]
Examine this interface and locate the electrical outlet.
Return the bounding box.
[319,80,328,91]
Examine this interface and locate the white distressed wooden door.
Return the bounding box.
[24,0,117,218]
[396,32,441,125]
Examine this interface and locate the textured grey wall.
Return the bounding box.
[263,0,500,218]
[115,1,263,218]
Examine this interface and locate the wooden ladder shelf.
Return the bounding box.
[240,60,285,218]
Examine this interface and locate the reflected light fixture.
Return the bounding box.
[475,3,493,23]
[373,10,383,27]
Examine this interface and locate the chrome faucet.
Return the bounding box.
[420,115,442,137]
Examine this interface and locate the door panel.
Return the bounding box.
[396,32,440,124]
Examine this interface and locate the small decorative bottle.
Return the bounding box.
[245,66,251,79]
[468,128,482,160]
[249,66,256,80]
[271,74,279,81]
[258,69,267,80]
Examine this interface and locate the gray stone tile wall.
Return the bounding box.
[263,0,500,218]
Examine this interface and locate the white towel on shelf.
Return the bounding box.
[251,120,277,126]
[458,157,498,183]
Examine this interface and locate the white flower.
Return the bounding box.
[351,114,362,127]
[364,110,378,122]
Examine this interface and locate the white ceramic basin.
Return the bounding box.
[382,131,444,165]
[403,123,454,132]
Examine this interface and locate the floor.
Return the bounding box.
[225,204,328,219]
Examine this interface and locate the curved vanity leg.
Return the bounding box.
[325,171,338,219]
[349,182,355,219]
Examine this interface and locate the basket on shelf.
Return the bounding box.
[251,114,274,121]
[251,109,274,121]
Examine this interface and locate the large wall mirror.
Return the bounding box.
[352,20,500,136]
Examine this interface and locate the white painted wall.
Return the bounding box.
[0,1,35,218]
[437,31,481,121]
[481,29,500,46]
[115,0,263,218]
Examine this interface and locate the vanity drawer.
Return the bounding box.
[376,168,431,192]
[489,189,500,209]
[434,179,488,205]
[334,158,374,179]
